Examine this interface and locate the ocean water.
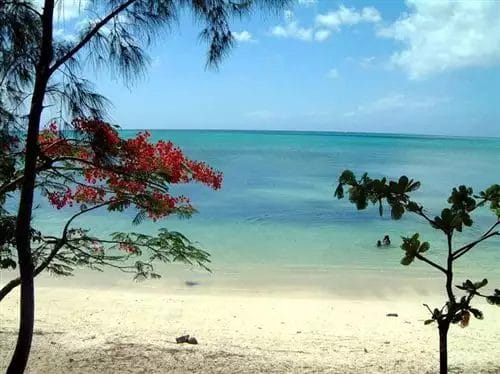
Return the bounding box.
[27,131,500,293]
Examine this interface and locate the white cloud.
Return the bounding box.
[53,28,77,43]
[298,0,317,7]
[378,0,500,79]
[35,0,89,21]
[271,6,381,42]
[327,68,339,79]
[345,93,449,117]
[232,31,257,43]
[314,29,331,42]
[271,11,313,41]
[315,5,381,30]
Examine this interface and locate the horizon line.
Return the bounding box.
[116,128,500,141]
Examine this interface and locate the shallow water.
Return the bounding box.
[25,131,500,291]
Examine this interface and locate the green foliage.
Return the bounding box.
[335,169,500,339]
[477,184,500,217]
[334,170,421,220]
[486,289,500,306]
[335,170,499,236]
[25,228,212,281]
[112,228,211,274]
[456,279,488,293]
[400,233,429,266]
[0,214,45,270]
[0,215,16,269]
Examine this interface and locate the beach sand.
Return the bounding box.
[1,282,499,373]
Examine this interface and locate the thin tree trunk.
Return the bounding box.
[438,322,450,374]
[7,1,54,372]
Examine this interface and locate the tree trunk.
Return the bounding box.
[438,321,450,374]
[7,1,54,372]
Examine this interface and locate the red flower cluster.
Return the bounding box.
[47,186,105,209]
[73,117,121,148]
[119,243,138,254]
[73,186,106,204]
[37,118,223,220]
[47,189,74,209]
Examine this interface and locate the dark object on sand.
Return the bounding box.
[386,313,398,317]
[176,335,199,344]
[185,281,200,287]
[176,335,190,343]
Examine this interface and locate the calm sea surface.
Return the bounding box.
[29,131,500,292]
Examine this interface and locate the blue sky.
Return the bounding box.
[51,0,500,136]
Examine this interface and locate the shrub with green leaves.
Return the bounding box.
[335,170,500,374]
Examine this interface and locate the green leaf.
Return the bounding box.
[406,201,420,212]
[408,181,421,192]
[419,241,430,253]
[401,255,414,266]
[0,258,16,269]
[334,184,344,199]
[391,203,405,220]
[338,170,356,185]
[469,308,484,320]
[473,279,488,289]
[486,290,500,306]
[424,319,435,325]
[132,211,146,225]
[398,176,409,187]
[441,208,453,224]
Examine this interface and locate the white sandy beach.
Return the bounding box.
[1,281,499,374]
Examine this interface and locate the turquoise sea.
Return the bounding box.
[28,131,500,295]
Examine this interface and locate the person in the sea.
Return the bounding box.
[383,235,391,246]
[376,240,382,247]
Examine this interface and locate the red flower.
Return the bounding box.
[38,118,222,221]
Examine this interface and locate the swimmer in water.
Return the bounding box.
[383,235,391,246]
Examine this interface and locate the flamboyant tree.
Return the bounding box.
[1,1,287,371]
[0,118,222,301]
[334,170,500,374]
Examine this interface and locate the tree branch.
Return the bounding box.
[453,230,500,260]
[0,201,112,302]
[414,208,443,232]
[415,253,447,274]
[62,201,112,238]
[49,0,138,75]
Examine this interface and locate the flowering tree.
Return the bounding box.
[334,170,500,374]
[0,118,222,301]
[1,1,287,371]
